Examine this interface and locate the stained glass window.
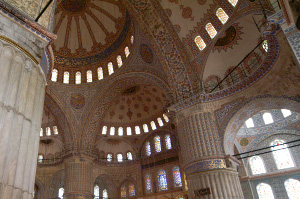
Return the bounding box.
[157,117,164,126]
[94,185,99,199]
[249,156,266,175]
[216,8,229,24]
[46,127,51,136]
[195,36,206,51]
[158,169,168,191]
[58,187,64,199]
[127,127,132,135]
[271,140,294,169]
[127,152,133,160]
[63,71,69,84]
[51,69,58,82]
[173,166,182,187]
[53,126,58,135]
[107,153,112,162]
[245,118,255,128]
[125,46,130,57]
[131,35,134,44]
[146,142,151,156]
[110,127,115,136]
[165,134,172,149]
[129,184,135,196]
[103,189,108,199]
[38,155,43,163]
[97,67,103,80]
[117,55,123,68]
[206,23,217,39]
[263,112,273,124]
[135,126,141,134]
[87,70,92,82]
[282,109,291,117]
[285,178,300,199]
[121,185,126,197]
[118,127,123,136]
[256,183,274,199]
[262,40,268,52]
[228,0,238,7]
[163,114,169,122]
[102,126,107,135]
[117,154,123,162]
[108,62,114,75]
[40,128,43,136]
[146,174,152,192]
[75,72,81,84]
[143,124,149,133]
[154,136,162,152]
[150,121,157,130]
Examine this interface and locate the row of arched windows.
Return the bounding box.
[145,167,182,193]
[40,126,58,137]
[105,151,133,162]
[145,134,172,156]
[195,0,238,51]
[249,139,294,175]
[101,114,169,136]
[256,179,300,199]
[94,185,108,199]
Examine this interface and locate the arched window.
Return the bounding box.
[75,72,81,84]
[40,128,43,137]
[249,156,266,175]
[102,126,107,135]
[127,127,132,135]
[110,127,115,136]
[103,189,108,199]
[63,71,69,84]
[245,118,255,128]
[97,67,103,80]
[143,124,149,133]
[194,36,206,51]
[157,117,164,126]
[282,109,291,117]
[121,185,126,197]
[263,112,273,124]
[94,185,99,199]
[216,8,229,24]
[165,134,172,149]
[107,153,113,162]
[228,0,238,7]
[173,166,182,187]
[206,23,217,39]
[51,69,58,82]
[150,121,157,130]
[271,140,294,169]
[38,154,43,163]
[146,142,151,156]
[145,174,152,192]
[58,187,64,199]
[46,127,51,136]
[118,127,123,136]
[262,40,268,52]
[108,62,114,75]
[163,114,169,122]
[135,126,141,134]
[154,136,162,152]
[127,152,133,160]
[87,70,92,82]
[131,35,134,44]
[117,153,123,162]
[53,126,58,135]
[129,184,135,196]
[285,178,300,199]
[158,169,168,191]
[117,55,123,68]
[125,46,130,57]
[256,183,275,199]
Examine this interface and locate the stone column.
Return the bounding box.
[175,104,244,199]
[64,156,94,199]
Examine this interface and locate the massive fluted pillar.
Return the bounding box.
[175,104,244,199]
[0,4,55,198]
